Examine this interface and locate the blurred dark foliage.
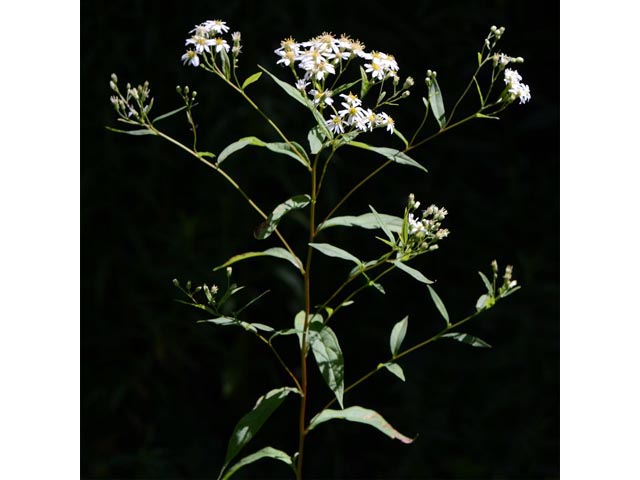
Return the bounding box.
[82,0,558,478]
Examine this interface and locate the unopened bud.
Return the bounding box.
[491,259,498,273]
[490,25,497,33]
[192,91,198,98]
[226,267,233,277]
[109,81,116,91]
[402,90,410,98]
[172,278,179,287]
[176,85,182,94]
[402,77,414,89]
[516,56,524,63]
[111,73,118,83]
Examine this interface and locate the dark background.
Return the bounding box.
[82,1,559,478]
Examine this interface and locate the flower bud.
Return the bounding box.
[402,76,415,89]
[491,259,498,274]
[226,267,233,277]
[402,90,410,98]
[176,85,182,94]
[490,25,497,33]
[172,278,179,287]
[109,81,116,91]
[111,73,118,83]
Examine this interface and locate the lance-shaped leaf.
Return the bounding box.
[214,247,303,273]
[389,316,408,356]
[392,261,434,285]
[241,71,262,90]
[308,406,415,444]
[427,284,449,325]
[380,362,406,382]
[428,75,446,128]
[475,293,494,311]
[105,126,156,136]
[441,332,492,348]
[309,322,345,408]
[259,66,333,139]
[151,103,195,123]
[255,195,311,240]
[198,316,263,333]
[369,205,394,242]
[220,447,293,480]
[317,213,404,233]
[217,136,310,169]
[309,243,362,266]
[223,387,300,468]
[347,141,428,174]
[478,271,494,295]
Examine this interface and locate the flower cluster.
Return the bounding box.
[403,193,450,253]
[503,68,531,104]
[325,92,395,134]
[181,19,242,68]
[109,74,153,121]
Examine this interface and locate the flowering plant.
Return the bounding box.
[108,19,528,479]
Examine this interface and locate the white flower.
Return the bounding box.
[213,37,230,53]
[376,112,395,134]
[295,79,309,92]
[181,50,200,67]
[338,102,364,125]
[309,88,333,107]
[364,61,385,81]
[186,35,215,54]
[339,92,362,107]
[504,68,523,85]
[203,20,229,34]
[326,114,345,134]
[231,31,241,42]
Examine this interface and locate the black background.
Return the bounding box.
[82,1,559,478]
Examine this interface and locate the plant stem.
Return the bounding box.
[297,154,319,480]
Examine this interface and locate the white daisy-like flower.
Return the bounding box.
[364,61,385,81]
[276,50,297,67]
[213,37,230,53]
[338,102,364,124]
[181,50,200,67]
[189,24,209,37]
[504,68,523,85]
[186,35,215,54]
[203,20,229,34]
[339,92,362,107]
[376,112,395,134]
[295,79,310,92]
[326,114,345,134]
[509,82,531,104]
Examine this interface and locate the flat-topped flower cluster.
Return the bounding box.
[503,68,531,104]
[181,20,241,68]
[404,194,450,253]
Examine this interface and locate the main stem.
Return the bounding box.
[297,154,319,480]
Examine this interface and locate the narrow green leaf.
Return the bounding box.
[381,362,406,382]
[348,141,428,174]
[427,284,449,325]
[309,243,362,266]
[251,323,275,332]
[332,78,361,97]
[307,126,324,154]
[389,316,408,356]
[258,65,332,139]
[478,271,494,295]
[214,247,303,273]
[242,71,263,90]
[254,195,311,240]
[308,406,415,444]
[197,151,216,159]
[105,126,156,136]
[371,282,386,295]
[152,104,193,123]
[477,51,483,66]
[393,261,434,285]
[221,447,292,480]
[422,96,429,109]
[475,112,500,120]
[309,322,345,408]
[198,316,237,327]
[442,332,492,348]
[369,205,394,242]
[359,66,370,98]
[428,76,446,128]
[220,48,231,79]
[223,387,299,467]
[317,213,404,233]
[217,136,310,169]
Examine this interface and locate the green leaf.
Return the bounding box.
[197,151,216,159]
[308,406,415,444]
[309,243,362,266]
[223,387,299,468]
[258,65,333,139]
[428,76,446,128]
[332,78,361,97]
[307,126,324,154]
[381,362,406,382]
[220,48,231,80]
[389,316,408,356]
[427,284,449,325]
[254,195,311,240]
[359,66,371,98]
[392,261,434,285]
[369,205,394,242]
[371,282,386,295]
[217,136,310,169]
[220,447,293,480]
[152,104,192,123]
[214,247,303,273]
[478,271,494,295]
[251,323,275,332]
[475,112,500,120]
[105,126,156,136]
[242,71,263,90]
[317,213,404,233]
[348,141,428,174]
[442,332,492,348]
[198,317,271,334]
[309,322,345,408]
[477,51,483,66]
[475,293,493,311]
